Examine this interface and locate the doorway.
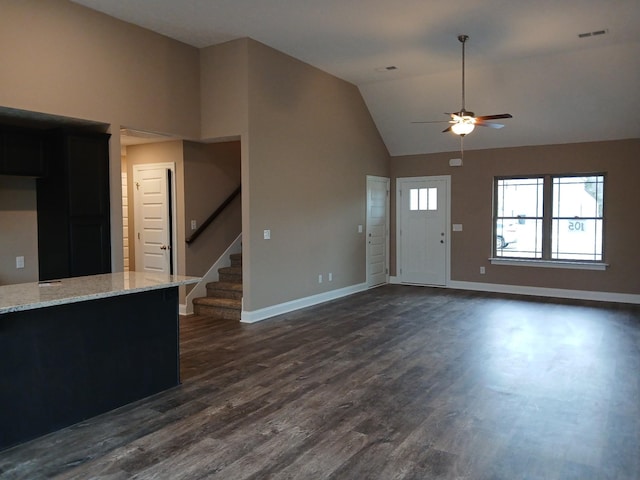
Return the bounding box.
[396,176,450,285]
[366,175,390,287]
[132,163,177,274]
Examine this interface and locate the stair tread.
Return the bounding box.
[218,266,242,274]
[192,297,241,308]
[206,281,243,291]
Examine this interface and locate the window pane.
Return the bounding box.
[497,178,543,218]
[553,176,604,218]
[552,219,603,261]
[495,218,542,258]
[428,187,437,211]
[410,188,418,211]
[418,188,428,210]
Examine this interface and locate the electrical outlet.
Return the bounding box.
[328,272,333,282]
[264,229,271,240]
[191,220,197,230]
[480,266,486,274]
[16,256,25,269]
[318,274,323,283]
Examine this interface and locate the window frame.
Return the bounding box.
[492,173,607,268]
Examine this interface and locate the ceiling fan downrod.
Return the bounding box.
[458,34,469,115]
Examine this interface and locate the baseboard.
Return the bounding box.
[241,279,639,323]
[448,280,640,305]
[179,303,188,316]
[241,283,369,323]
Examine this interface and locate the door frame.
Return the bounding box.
[132,162,177,274]
[395,175,451,286]
[366,175,390,287]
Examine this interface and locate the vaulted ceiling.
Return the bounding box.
[72,0,640,156]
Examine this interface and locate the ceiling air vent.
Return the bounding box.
[578,29,608,39]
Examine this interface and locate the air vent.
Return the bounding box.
[578,29,608,39]
[120,128,173,139]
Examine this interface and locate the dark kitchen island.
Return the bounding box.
[0,272,199,451]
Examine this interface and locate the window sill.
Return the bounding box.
[489,258,608,271]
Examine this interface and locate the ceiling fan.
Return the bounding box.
[414,35,512,136]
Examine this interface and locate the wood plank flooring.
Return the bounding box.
[1,285,639,479]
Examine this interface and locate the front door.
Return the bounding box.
[397,176,449,285]
[366,176,390,287]
[133,164,174,274]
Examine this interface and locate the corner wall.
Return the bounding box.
[244,40,390,312]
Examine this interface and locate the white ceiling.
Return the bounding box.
[72,0,640,156]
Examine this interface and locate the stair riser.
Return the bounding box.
[193,304,241,320]
[219,272,242,283]
[230,255,242,268]
[206,288,243,300]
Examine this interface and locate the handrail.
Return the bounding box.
[185,186,241,245]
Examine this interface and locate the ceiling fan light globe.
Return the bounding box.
[451,122,475,135]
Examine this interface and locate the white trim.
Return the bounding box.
[489,257,608,271]
[179,303,188,316]
[132,162,178,275]
[241,282,368,323]
[184,234,242,315]
[366,175,390,287]
[448,280,640,304]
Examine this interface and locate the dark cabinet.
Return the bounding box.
[0,128,46,176]
[37,132,111,280]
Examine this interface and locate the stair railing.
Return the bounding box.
[185,186,241,245]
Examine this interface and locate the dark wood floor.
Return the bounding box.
[1,285,639,479]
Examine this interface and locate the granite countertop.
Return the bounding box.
[0,272,201,314]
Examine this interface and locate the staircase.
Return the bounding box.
[192,252,242,320]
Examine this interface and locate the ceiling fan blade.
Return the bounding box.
[442,125,452,133]
[475,121,505,129]
[475,113,513,121]
[411,120,450,124]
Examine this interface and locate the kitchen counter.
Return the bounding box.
[0,271,199,314]
[0,272,200,451]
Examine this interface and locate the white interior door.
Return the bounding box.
[398,176,449,285]
[133,164,174,273]
[367,176,390,287]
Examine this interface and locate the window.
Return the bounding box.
[494,174,605,262]
[409,187,437,211]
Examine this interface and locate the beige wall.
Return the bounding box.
[183,141,242,277]
[0,0,200,138]
[243,40,390,311]
[200,40,249,141]
[0,177,39,284]
[391,139,640,295]
[0,0,201,273]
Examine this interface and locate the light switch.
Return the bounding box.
[452,224,463,232]
[264,229,271,240]
[358,225,363,233]
[16,256,25,269]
